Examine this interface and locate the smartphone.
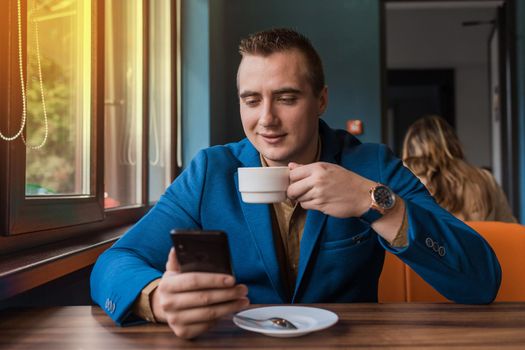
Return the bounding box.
[170,229,233,275]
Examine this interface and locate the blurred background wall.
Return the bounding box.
[182,0,381,165]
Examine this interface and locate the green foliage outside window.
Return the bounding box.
[25,54,75,195]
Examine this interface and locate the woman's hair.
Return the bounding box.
[402,115,493,220]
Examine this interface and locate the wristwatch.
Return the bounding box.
[359,183,396,224]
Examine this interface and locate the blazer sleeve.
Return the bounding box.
[375,145,501,304]
[90,150,209,325]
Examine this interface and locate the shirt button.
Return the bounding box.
[425,237,433,248]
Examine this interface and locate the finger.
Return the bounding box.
[287,179,314,200]
[294,187,318,203]
[298,199,317,211]
[288,162,303,170]
[166,248,180,273]
[169,321,216,339]
[289,163,315,182]
[162,272,236,293]
[163,284,248,311]
[168,297,250,325]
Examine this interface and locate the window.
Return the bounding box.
[104,0,144,209]
[0,0,178,253]
[1,0,104,236]
[148,0,176,204]
[24,0,92,197]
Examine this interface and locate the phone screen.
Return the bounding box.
[170,230,233,275]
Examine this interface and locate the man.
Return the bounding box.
[91,28,501,339]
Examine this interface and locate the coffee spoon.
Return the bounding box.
[234,314,298,330]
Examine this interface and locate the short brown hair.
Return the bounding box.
[238,28,325,95]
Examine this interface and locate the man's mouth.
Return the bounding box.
[258,133,286,144]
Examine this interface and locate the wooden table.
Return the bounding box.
[1,303,524,349]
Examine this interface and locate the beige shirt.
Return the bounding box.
[271,190,305,292]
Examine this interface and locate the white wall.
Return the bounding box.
[387,7,497,167]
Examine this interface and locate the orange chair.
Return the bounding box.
[405,221,525,302]
[378,250,447,302]
[467,221,525,301]
[405,266,449,302]
[378,251,407,302]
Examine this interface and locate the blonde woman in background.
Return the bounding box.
[402,115,516,222]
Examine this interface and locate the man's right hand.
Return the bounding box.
[151,248,250,339]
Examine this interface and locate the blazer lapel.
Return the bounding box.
[293,119,344,300]
[292,209,327,301]
[235,141,287,302]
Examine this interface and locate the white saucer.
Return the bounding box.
[233,306,338,338]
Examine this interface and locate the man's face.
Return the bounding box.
[237,50,327,167]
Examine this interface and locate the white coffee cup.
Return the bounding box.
[238,166,290,203]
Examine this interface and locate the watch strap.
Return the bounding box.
[359,207,383,225]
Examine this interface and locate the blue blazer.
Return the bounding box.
[91,120,501,325]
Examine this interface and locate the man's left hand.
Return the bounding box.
[287,162,406,244]
[287,162,375,218]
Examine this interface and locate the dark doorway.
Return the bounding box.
[386,69,455,156]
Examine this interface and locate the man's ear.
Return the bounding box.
[318,86,328,116]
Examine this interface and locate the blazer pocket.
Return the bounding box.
[320,229,373,251]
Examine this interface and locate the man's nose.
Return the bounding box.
[258,101,278,127]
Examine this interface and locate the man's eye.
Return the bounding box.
[244,98,260,107]
[278,96,297,105]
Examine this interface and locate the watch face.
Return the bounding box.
[373,185,395,209]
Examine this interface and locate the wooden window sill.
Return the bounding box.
[0,226,130,300]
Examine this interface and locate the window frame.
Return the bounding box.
[0,0,179,255]
[1,0,104,236]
